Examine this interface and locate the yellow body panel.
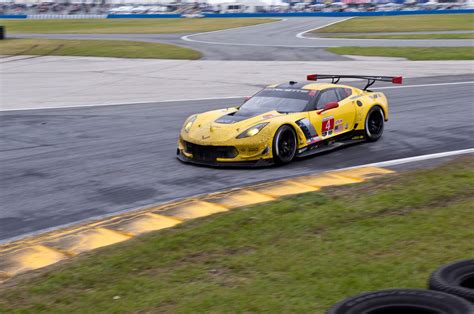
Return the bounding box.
[178,82,389,164]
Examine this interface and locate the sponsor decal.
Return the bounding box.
[335,119,343,125]
[306,136,321,144]
[322,116,334,136]
[345,123,349,130]
[369,93,381,99]
[334,124,344,134]
[308,90,318,97]
[352,135,364,140]
[262,114,276,119]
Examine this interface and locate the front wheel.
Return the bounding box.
[272,125,297,165]
[364,106,385,142]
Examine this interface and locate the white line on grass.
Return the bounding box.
[181,18,339,48]
[295,17,354,39]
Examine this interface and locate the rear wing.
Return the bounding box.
[306,74,402,91]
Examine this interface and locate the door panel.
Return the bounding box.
[308,88,357,140]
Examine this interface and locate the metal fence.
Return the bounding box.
[0,9,473,19]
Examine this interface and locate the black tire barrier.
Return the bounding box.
[326,289,473,314]
[0,26,4,40]
[429,259,474,303]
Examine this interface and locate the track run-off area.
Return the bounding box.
[11,16,474,61]
[1,74,473,243]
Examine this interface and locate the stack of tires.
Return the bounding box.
[327,259,474,314]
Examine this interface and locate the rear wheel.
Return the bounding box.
[273,125,297,165]
[365,106,384,142]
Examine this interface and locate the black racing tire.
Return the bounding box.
[429,259,474,302]
[272,125,297,165]
[364,106,385,142]
[327,289,473,314]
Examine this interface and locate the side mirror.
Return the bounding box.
[318,102,339,114]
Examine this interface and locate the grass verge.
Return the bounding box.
[0,157,473,313]
[327,47,474,60]
[314,14,474,33]
[0,38,201,60]
[0,18,274,34]
[324,33,474,39]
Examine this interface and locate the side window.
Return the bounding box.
[336,88,352,101]
[316,89,339,109]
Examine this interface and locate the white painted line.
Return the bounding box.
[0,95,247,112]
[344,148,474,169]
[2,80,473,112]
[182,18,286,44]
[182,18,338,48]
[296,17,354,39]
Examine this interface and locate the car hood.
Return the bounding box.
[184,108,285,143]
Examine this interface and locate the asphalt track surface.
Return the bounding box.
[1,74,473,242]
[13,17,474,61]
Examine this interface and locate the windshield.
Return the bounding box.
[236,88,318,116]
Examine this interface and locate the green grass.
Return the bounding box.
[0,18,274,34]
[327,47,474,60]
[325,33,474,39]
[0,38,201,59]
[0,157,473,313]
[314,13,474,33]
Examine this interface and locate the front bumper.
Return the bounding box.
[176,148,274,168]
[177,135,273,168]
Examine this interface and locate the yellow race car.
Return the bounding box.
[177,74,402,167]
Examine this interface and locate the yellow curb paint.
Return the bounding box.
[0,245,66,277]
[106,214,182,235]
[0,166,396,282]
[206,189,275,208]
[159,201,229,220]
[45,228,131,254]
[253,180,320,197]
[333,166,395,180]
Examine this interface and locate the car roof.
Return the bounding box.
[267,82,356,91]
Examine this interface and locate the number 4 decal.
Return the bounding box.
[322,116,334,136]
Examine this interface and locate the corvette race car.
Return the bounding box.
[177,74,402,167]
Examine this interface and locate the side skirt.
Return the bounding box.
[296,130,366,158]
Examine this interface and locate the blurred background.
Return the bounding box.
[1,0,472,17]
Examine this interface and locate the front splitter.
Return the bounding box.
[177,150,274,168]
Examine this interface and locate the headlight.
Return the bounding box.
[183,115,197,133]
[236,122,269,139]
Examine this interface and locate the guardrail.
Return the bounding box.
[0,9,473,19]
[0,14,27,19]
[28,14,107,19]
